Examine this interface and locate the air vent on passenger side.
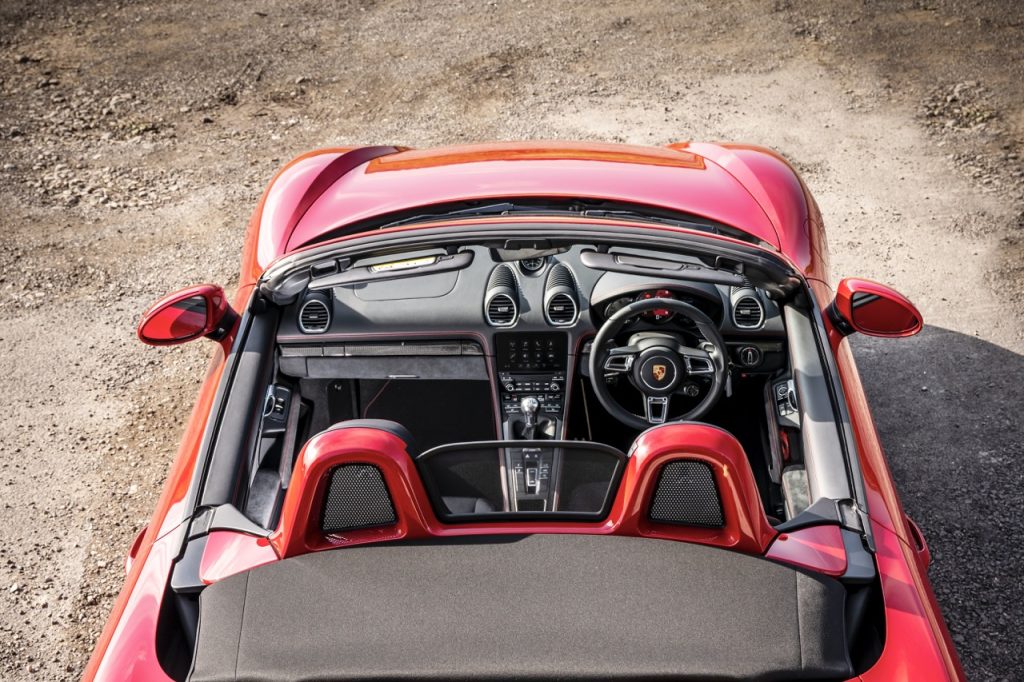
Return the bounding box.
[544,263,579,327]
[484,264,519,327]
[733,294,764,329]
[298,296,331,334]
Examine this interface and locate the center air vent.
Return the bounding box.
[298,296,331,333]
[546,293,577,325]
[732,294,764,329]
[484,264,519,327]
[544,263,579,327]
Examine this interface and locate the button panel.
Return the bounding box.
[499,372,566,416]
[510,447,553,500]
[775,379,798,418]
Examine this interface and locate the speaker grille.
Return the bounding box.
[545,262,575,289]
[649,460,724,528]
[321,464,396,533]
[486,262,517,290]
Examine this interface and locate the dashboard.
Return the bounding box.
[275,243,788,512]
[277,244,787,390]
[278,245,783,344]
[277,242,786,418]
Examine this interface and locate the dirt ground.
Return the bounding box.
[0,0,1022,679]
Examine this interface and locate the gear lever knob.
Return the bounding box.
[520,396,540,428]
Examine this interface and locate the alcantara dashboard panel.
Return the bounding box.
[279,340,488,379]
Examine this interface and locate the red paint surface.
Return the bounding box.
[834,277,923,337]
[83,286,252,681]
[811,278,963,680]
[199,531,279,584]
[89,534,178,681]
[765,524,848,576]
[136,283,230,346]
[85,143,963,681]
[250,141,793,268]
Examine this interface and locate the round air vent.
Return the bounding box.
[732,294,764,329]
[484,264,519,327]
[486,293,518,326]
[546,293,577,326]
[544,263,579,327]
[298,297,331,333]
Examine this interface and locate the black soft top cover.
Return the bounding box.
[189,534,852,681]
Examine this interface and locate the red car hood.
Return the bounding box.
[255,141,818,271]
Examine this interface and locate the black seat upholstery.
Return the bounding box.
[441,496,496,514]
[325,419,415,452]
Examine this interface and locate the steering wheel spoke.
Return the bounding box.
[603,345,639,374]
[644,395,671,424]
[678,345,716,376]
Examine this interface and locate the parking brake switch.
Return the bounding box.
[525,466,540,495]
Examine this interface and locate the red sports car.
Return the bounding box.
[84,141,963,681]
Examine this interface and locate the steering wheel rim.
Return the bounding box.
[588,298,729,429]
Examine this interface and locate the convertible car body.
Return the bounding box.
[85,141,963,681]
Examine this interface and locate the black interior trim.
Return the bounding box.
[580,248,747,286]
[259,223,800,305]
[200,309,279,508]
[307,250,474,289]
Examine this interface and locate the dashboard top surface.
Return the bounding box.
[277,245,784,351]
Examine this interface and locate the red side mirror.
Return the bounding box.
[137,284,237,346]
[831,278,922,338]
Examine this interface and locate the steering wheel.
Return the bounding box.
[588,298,729,429]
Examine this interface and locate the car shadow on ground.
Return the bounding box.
[850,325,1023,678]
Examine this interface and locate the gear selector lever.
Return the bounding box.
[520,396,540,439]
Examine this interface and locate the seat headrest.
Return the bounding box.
[326,419,414,452]
[623,421,776,553]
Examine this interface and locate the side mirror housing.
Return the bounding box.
[830,278,922,338]
[137,284,237,346]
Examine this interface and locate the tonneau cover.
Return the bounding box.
[190,534,853,681]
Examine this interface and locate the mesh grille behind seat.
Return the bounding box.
[649,460,725,528]
[321,464,396,533]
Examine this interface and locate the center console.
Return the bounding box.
[496,332,569,439]
[494,332,570,511]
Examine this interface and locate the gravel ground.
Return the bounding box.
[1,1,1022,679]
